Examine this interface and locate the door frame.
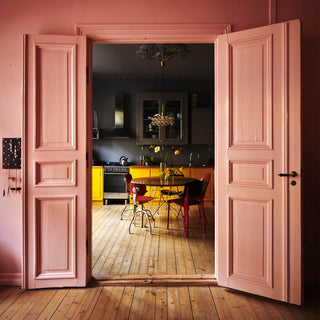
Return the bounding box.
[77,23,230,283]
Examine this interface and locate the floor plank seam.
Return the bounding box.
[106,214,134,275]
[86,287,104,319]
[92,211,122,269]
[94,208,127,276]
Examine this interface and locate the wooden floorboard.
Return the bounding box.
[1,204,318,319]
[92,203,215,278]
[154,287,167,320]
[115,286,135,320]
[0,285,319,319]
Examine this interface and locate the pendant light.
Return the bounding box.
[149,44,174,127]
[136,44,189,127]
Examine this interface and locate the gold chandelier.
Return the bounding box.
[150,112,175,127]
[137,44,188,127]
[150,44,174,127]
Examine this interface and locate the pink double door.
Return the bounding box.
[24,20,301,304]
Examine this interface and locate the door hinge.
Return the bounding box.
[86,66,89,84]
[86,151,89,169]
[86,237,89,254]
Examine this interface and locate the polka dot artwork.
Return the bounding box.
[2,138,21,169]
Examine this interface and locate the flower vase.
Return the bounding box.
[159,162,166,181]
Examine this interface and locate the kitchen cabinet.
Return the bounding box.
[92,166,104,205]
[136,92,188,145]
[190,167,214,202]
[130,167,151,179]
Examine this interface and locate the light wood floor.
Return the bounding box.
[92,202,215,278]
[1,204,319,319]
[1,285,319,319]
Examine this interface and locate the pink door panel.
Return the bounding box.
[215,20,301,304]
[34,44,76,150]
[35,196,76,279]
[24,34,88,288]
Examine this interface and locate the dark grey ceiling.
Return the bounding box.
[92,44,214,79]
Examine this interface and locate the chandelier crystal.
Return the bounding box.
[150,112,175,127]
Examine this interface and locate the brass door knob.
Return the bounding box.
[278,171,297,177]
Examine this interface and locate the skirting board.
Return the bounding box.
[0,273,21,286]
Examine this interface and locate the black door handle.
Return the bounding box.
[278,171,297,177]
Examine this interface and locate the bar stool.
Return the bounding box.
[129,183,155,235]
[120,173,133,220]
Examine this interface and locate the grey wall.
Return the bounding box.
[92,78,214,166]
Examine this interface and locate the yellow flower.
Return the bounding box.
[154,146,161,153]
[174,150,180,155]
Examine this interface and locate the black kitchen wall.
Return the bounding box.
[92,78,214,166]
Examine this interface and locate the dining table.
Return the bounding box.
[131,176,197,187]
[131,176,198,215]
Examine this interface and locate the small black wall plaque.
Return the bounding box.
[2,138,21,169]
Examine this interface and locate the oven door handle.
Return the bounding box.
[104,172,129,174]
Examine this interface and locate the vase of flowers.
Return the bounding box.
[149,145,180,180]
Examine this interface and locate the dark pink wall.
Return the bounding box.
[0,0,319,286]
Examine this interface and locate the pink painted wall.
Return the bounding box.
[0,0,319,286]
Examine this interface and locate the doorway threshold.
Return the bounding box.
[89,274,217,287]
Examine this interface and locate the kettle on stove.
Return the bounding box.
[119,156,128,166]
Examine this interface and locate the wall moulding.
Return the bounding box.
[0,273,22,286]
[76,23,231,43]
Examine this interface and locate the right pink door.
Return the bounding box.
[215,20,301,304]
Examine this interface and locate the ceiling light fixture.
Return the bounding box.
[150,45,174,127]
[137,44,188,127]
[136,44,188,62]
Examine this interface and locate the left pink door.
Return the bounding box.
[24,35,89,288]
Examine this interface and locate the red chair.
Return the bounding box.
[129,183,155,235]
[200,174,210,199]
[167,180,205,237]
[120,173,133,220]
[195,173,211,223]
